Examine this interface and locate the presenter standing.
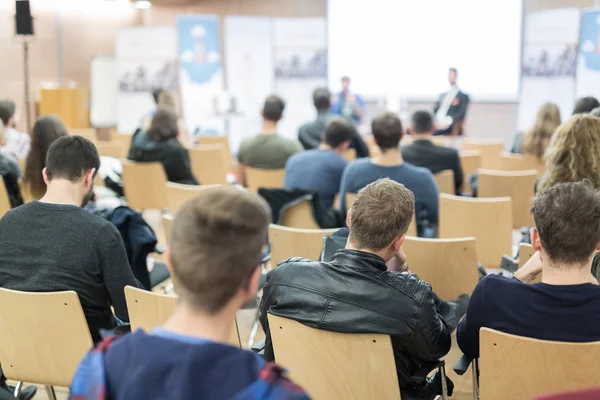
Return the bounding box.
[331,76,364,124]
[434,68,470,136]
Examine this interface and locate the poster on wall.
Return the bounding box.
[273,18,327,140]
[224,16,274,154]
[177,14,225,135]
[517,9,580,131]
[116,26,177,134]
[576,9,600,100]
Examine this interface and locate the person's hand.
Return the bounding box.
[386,247,409,272]
[515,251,543,283]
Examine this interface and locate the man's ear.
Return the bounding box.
[392,233,406,253]
[345,208,352,229]
[407,127,413,136]
[531,228,542,251]
[164,247,173,274]
[86,168,96,188]
[341,140,351,150]
[42,167,49,185]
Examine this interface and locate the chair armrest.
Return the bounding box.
[412,359,445,384]
[453,354,473,376]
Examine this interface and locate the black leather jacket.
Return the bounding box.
[259,249,451,389]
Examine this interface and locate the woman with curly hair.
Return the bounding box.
[537,113,600,193]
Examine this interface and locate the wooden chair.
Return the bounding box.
[403,237,478,299]
[461,140,504,170]
[434,170,455,195]
[124,286,240,347]
[459,150,482,194]
[345,192,417,236]
[245,167,285,193]
[478,169,537,229]
[432,137,446,146]
[95,141,128,159]
[479,328,600,400]
[281,199,320,229]
[162,214,174,242]
[197,135,233,170]
[0,177,12,218]
[165,182,221,215]
[70,128,97,141]
[500,152,545,177]
[269,225,338,267]
[268,314,401,399]
[121,160,168,210]
[342,148,357,162]
[0,289,93,398]
[439,194,512,268]
[189,145,229,185]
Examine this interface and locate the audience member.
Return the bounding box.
[128,107,198,185]
[331,76,365,124]
[236,95,302,186]
[285,117,353,210]
[21,115,68,201]
[509,102,561,156]
[71,187,309,399]
[0,136,141,342]
[339,112,439,233]
[0,120,22,207]
[260,179,451,399]
[0,100,30,161]
[572,96,600,115]
[537,114,600,193]
[402,110,464,194]
[298,87,370,157]
[457,181,600,359]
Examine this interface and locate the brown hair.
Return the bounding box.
[170,186,271,313]
[371,112,403,151]
[538,114,600,192]
[147,107,178,141]
[522,102,561,158]
[349,178,414,250]
[22,115,68,200]
[532,181,600,265]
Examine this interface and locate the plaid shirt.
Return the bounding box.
[4,128,30,161]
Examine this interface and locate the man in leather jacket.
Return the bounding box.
[259,178,452,399]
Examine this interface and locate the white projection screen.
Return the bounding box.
[327,0,523,100]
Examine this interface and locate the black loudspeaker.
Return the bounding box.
[15,0,34,36]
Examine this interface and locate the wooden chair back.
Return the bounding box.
[403,237,478,299]
[439,194,512,268]
[480,328,600,400]
[121,160,168,210]
[0,289,93,387]
[500,152,546,177]
[434,170,455,195]
[281,199,320,229]
[165,182,221,215]
[245,167,285,193]
[0,177,12,218]
[162,214,174,242]
[189,145,229,185]
[345,192,416,236]
[94,141,128,159]
[478,169,537,229]
[124,286,240,347]
[518,242,541,283]
[342,148,357,162]
[268,314,400,400]
[459,150,482,195]
[268,225,338,267]
[197,135,233,170]
[461,140,504,170]
[70,128,97,141]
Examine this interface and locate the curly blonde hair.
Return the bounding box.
[538,114,600,192]
[522,102,561,158]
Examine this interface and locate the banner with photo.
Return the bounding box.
[116,26,177,134]
[517,9,580,131]
[576,9,600,100]
[273,18,327,140]
[177,14,225,136]
[224,16,274,154]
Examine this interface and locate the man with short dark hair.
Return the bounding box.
[260,178,452,399]
[0,136,141,342]
[71,187,309,399]
[402,110,464,194]
[285,117,353,209]
[339,112,439,235]
[457,181,600,359]
[0,100,30,161]
[236,95,302,186]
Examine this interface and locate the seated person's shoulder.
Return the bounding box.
[272,257,318,271]
[404,162,434,177]
[383,271,435,303]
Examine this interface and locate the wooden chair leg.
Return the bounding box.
[44,385,57,400]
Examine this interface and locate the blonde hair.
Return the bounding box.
[538,114,600,192]
[157,91,177,111]
[522,102,561,158]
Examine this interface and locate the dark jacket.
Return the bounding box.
[0,152,22,208]
[127,129,198,185]
[402,140,464,194]
[259,250,451,390]
[298,111,370,158]
[433,91,470,136]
